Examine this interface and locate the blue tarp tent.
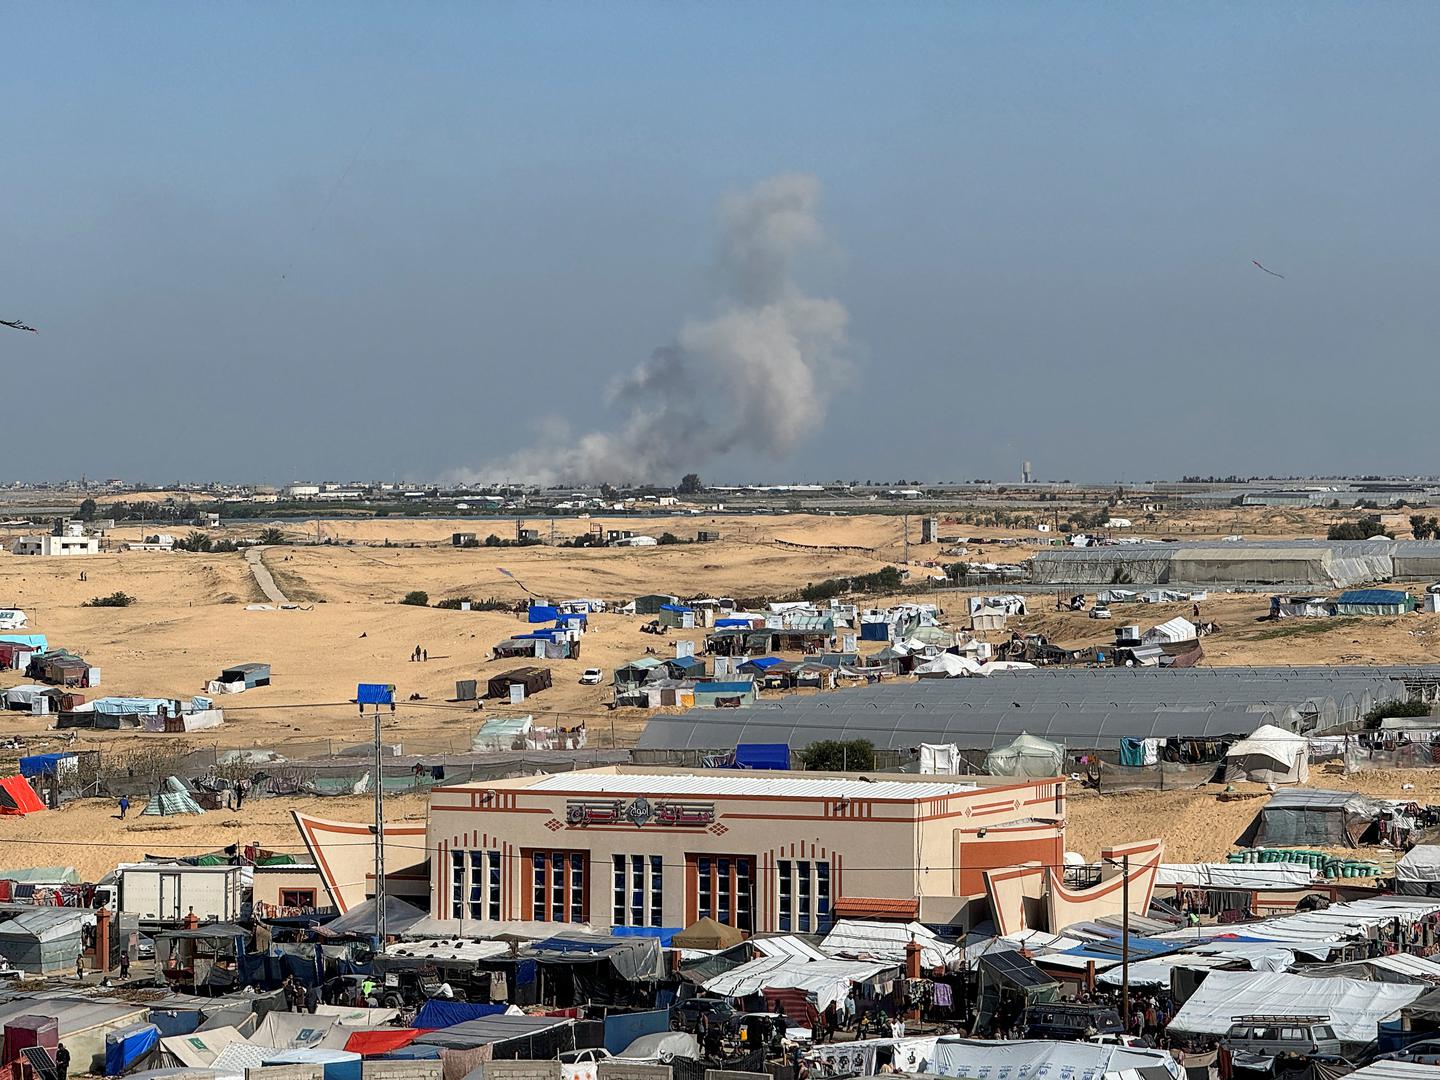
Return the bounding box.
[602,1010,670,1054]
[413,1000,507,1030]
[715,618,753,628]
[265,1049,361,1080]
[860,622,890,641]
[19,753,76,778]
[735,744,790,770]
[106,1022,160,1076]
[609,925,682,946]
[557,613,587,626]
[528,605,561,623]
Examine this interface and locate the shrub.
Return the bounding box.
[257,527,289,546]
[433,597,471,610]
[400,590,429,606]
[800,739,875,772]
[1365,698,1432,724]
[658,532,682,545]
[85,592,136,608]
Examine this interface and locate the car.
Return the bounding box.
[136,933,155,960]
[1089,605,1112,619]
[670,997,737,1034]
[580,668,604,685]
[1380,1038,1440,1065]
[1024,1003,1123,1040]
[1222,1015,1343,1062]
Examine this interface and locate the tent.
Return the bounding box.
[671,917,745,951]
[985,733,1065,779]
[106,1023,161,1076]
[1168,969,1423,1045]
[1224,724,1311,785]
[974,950,1059,1028]
[343,1029,427,1056]
[263,1048,361,1080]
[701,954,895,1011]
[0,907,92,973]
[323,895,428,937]
[1142,617,1197,645]
[142,777,205,816]
[1336,589,1415,616]
[0,776,44,815]
[159,1026,250,1068]
[915,654,983,679]
[930,1038,1181,1080]
[1238,789,1382,848]
[1397,847,1440,898]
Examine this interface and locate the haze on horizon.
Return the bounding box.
[3,3,1439,486]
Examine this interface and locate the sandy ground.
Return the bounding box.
[2,507,1440,874]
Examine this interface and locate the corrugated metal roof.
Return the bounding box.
[523,772,978,800]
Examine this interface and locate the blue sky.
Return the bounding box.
[3,2,1438,484]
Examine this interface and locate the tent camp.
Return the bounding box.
[142,777,205,816]
[915,654,983,679]
[1224,724,1311,785]
[1238,789,1383,848]
[1397,847,1440,898]
[0,775,44,815]
[985,734,1065,779]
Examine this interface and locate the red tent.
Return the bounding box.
[0,776,43,815]
[343,1029,430,1055]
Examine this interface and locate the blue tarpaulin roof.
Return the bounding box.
[19,753,75,778]
[413,1000,507,1030]
[0,635,47,652]
[668,656,705,671]
[608,926,682,946]
[528,605,561,623]
[88,697,177,716]
[740,656,783,670]
[106,1022,159,1076]
[660,604,693,613]
[715,618,754,628]
[696,681,754,694]
[735,743,790,769]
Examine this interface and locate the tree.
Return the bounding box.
[1365,698,1432,723]
[400,590,429,606]
[1412,515,1431,540]
[678,473,704,494]
[77,498,97,522]
[257,527,288,546]
[176,530,213,552]
[658,532,682,545]
[84,591,135,608]
[800,739,875,772]
[484,534,504,547]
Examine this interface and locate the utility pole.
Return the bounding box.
[902,513,910,565]
[1121,853,1130,1031]
[373,699,387,945]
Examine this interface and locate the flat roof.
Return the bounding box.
[522,771,979,801]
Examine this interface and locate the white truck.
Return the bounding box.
[112,864,244,927]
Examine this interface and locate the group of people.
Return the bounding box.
[411,645,429,662]
[281,974,318,1013]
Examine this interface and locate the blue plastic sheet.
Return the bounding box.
[735,744,790,770]
[528,605,561,623]
[105,1023,159,1075]
[413,999,507,1030]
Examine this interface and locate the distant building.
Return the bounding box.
[451,532,477,547]
[286,484,321,498]
[12,525,99,556]
[697,530,722,543]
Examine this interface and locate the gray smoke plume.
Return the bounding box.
[461,173,850,485]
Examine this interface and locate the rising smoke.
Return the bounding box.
[465,173,851,485]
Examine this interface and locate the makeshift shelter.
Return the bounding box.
[1224,724,1311,784]
[217,663,271,689]
[915,654,983,679]
[1142,617,1198,645]
[930,1038,1179,1080]
[1397,847,1440,898]
[323,895,427,937]
[0,907,92,974]
[158,1026,250,1069]
[143,777,205,816]
[0,776,44,815]
[106,1023,161,1076]
[973,950,1059,1029]
[485,667,551,700]
[701,954,895,1011]
[1270,595,1335,619]
[985,734,1065,779]
[1238,788,1382,848]
[1168,969,1423,1046]
[1336,589,1415,616]
[671,917,745,951]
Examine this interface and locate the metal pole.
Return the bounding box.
[1121,853,1130,1030]
[374,705,387,944]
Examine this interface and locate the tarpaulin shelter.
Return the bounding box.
[159,1026,250,1068]
[915,654,984,679]
[532,932,664,982]
[1397,847,1440,898]
[323,895,427,938]
[1238,788,1382,848]
[1224,724,1311,785]
[411,1014,575,1055]
[974,950,1059,1029]
[0,907,92,973]
[143,777,205,816]
[733,744,789,770]
[263,1048,361,1080]
[1336,590,1415,616]
[1142,617,1198,645]
[412,1001,507,1030]
[701,954,895,1011]
[0,775,44,815]
[19,753,78,779]
[985,734,1065,779]
[1168,969,1424,1045]
[106,1022,161,1076]
[486,667,551,699]
[343,1029,427,1055]
[671,917,745,951]
[929,1038,1181,1080]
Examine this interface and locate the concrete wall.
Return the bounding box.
[598,1064,672,1080]
[362,1063,443,1080]
[481,1062,561,1080]
[249,1064,325,1080]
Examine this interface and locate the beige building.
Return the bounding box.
[423,766,1065,932]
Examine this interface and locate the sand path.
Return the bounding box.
[246,547,289,604]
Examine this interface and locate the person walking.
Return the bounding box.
[75,956,85,981]
[422,648,428,662]
[54,1044,70,1080]
[119,951,131,979]
[118,795,130,820]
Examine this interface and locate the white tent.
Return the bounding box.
[702,955,895,1010]
[918,743,962,774]
[915,654,983,679]
[159,1026,248,1068]
[1224,724,1311,785]
[930,1038,1182,1080]
[1397,846,1440,897]
[821,920,961,970]
[1167,969,1423,1044]
[977,660,1036,674]
[0,610,28,631]
[1142,617,1197,645]
[985,733,1065,779]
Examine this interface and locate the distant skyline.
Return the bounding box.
[4,3,1440,483]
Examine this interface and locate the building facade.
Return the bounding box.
[425,767,1065,932]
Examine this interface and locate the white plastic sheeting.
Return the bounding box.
[915,654,983,679]
[918,743,961,774]
[1225,724,1311,785]
[821,920,962,970]
[929,1038,1182,1080]
[1168,970,1423,1042]
[702,955,894,1010]
[1155,862,1314,889]
[1398,846,1440,883]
